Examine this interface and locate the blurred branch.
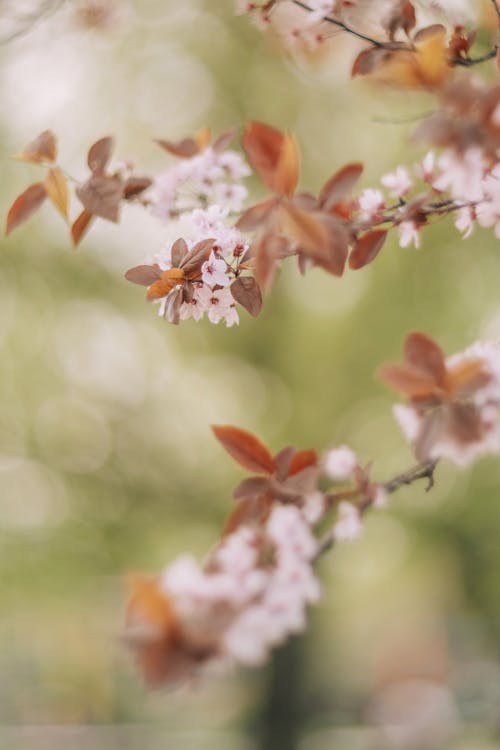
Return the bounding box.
[316,459,438,560]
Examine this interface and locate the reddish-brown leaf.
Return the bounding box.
[236,197,279,232]
[163,286,184,325]
[242,122,299,196]
[123,176,152,200]
[447,358,491,399]
[211,424,275,475]
[281,202,329,254]
[384,0,416,39]
[5,182,47,236]
[378,363,440,399]
[125,265,162,286]
[349,230,387,270]
[181,238,214,276]
[13,130,57,164]
[71,209,94,246]
[404,331,447,387]
[352,47,391,77]
[288,449,318,476]
[155,137,199,158]
[310,214,349,276]
[171,238,189,267]
[44,167,69,220]
[232,476,272,501]
[230,276,263,317]
[76,174,123,222]
[88,136,114,173]
[212,128,237,153]
[319,163,363,211]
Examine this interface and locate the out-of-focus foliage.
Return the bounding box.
[1,1,500,748]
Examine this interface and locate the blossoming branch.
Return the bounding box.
[124,330,500,686]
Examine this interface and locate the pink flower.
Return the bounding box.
[381,166,412,198]
[332,501,362,542]
[358,188,385,222]
[201,251,230,287]
[196,286,239,327]
[323,445,357,480]
[398,220,421,249]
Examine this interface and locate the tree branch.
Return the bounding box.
[314,459,438,560]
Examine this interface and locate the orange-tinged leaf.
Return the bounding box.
[319,163,363,210]
[127,575,176,631]
[404,331,446,386]
[349,230,387,270]
[195,126,212,151]
[5,182,47,236]
[76,174,123,222]
[378,363,440,398]
[211,424,276,475]
[243,121,299,196]
[447,358,491,398]
[236,197,279,232]
[280,202,329,255]
[274,132,300,197]
[44,167,69,220]
[288,449,317,476]
[71,209,94,246]
[13,130,57,164]
[414,24,449,88]
[352,47,390,77]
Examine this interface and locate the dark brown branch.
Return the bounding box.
[314,459,438,560]
[292,0,497,69]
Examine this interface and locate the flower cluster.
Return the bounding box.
[151,134,250,219]
[124,330,500,687]
[380,332,500,466]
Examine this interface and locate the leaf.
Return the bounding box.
[414,408,444,462]
[195,126,212,151]
[232,476,272,501]
[123,176,152,200]
[76,174,123,222]
[222,496,271,536]
[242,121,299,196]
[44,167,69,220]
[384,0,416,39]
[146,269,185,300]
[351,47,390,77]
[125,265,162,286]
[155,137,199,158]
[180,238,214,275]
[170,238,189,267]
[230,276,263,317]
[211,424,275,475]
[447,358,491,399]
[236,197,279,232]
[280,202,329,255]
[13,130,57,164]
[444,402,483,444]
[212,128,237,153]
[378,363,440,398]
[404,332,447,387]
[306,213,349,276]
[349,230,387,270]
[71,210,94,246]
[319,163,363,211]
[5,183,47,236]
[163,286,184,325]
[273,446,296,481]
[88,137,114,173]
[288,449,317,476]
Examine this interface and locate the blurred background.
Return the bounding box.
[1,1,500,748]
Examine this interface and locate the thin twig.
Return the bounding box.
[314,459,438,561]
[490,0,500,25]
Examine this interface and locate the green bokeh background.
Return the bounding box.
[1,1,500,748]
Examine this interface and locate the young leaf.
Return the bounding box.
[404,331,446,386]
[319,163,363,211]
[349,230,387,270]
[125,265,162,286]
[88,136,114,173]
[230,277,263,317]
[243,122,299,196]
[71,210,94,246]
[5,183,47,236]
[171,238,189,267]
[211,425,276,475]
[155,137,199,158]
[13,130,57,164]
[76,174,123,222]
[236,197,279,232]
[123,176,152,200]
[288,449,317,476]
[44,167,70,220]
